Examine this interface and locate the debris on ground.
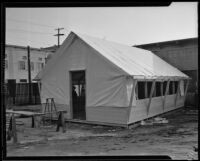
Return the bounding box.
[140,117,169,125]
[16,121,24,125]
[6,105,198,159]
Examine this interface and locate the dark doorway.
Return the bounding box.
[70,71,86,120]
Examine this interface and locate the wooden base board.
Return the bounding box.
[127,106,184,128]
[51,106,184,129]
[65,119,128,128]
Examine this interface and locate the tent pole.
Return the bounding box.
[163,80,170,112]
[135,81,138,100]
[183,79,189,104]
[160,81,163,97]
[127,79,137,123]
[37,81,41,97]
[147,80,156,116]
[175,80,181,107]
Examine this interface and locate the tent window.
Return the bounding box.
[138,82,145,100]
[174,81,178,93]
[169,81,176,95]
[155,82,161,97]
[163,81,168,95]
[169,82,173,94]
[147,82,152,98]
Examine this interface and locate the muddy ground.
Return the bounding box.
[6,106,198,160]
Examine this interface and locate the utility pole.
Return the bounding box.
[27,46,32,104]
[54,28,64,47]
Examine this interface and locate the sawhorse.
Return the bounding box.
[43,98,58,124]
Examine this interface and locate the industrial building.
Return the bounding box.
[134,38,198,106]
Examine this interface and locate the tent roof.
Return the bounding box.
[36,31,189,80]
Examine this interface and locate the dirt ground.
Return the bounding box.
[6,106,198,160]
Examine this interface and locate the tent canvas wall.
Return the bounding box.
[35,32,189,127]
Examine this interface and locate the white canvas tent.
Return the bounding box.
[35,31,189,127]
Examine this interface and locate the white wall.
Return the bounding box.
[5,46,49,83]
[128,94,185,124]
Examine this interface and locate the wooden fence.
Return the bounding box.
[6,82,41,105]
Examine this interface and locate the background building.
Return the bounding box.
[134,37,198,106]
[40,45,59,62]
[5,44,52,83]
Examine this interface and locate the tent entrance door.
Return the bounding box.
[70,71,86,120]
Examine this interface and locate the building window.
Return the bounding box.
[22,56,27,60]
[20,79,27,83]
[5,60,8,69]
[18,61,26,70]
[37,62,44,71]
[31,62,34,71]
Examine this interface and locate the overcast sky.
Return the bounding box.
[6,2,198,48]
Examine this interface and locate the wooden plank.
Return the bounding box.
[163,80,170,112]
[147,80,156,116]
[6,109,66,116]
[67,118,128,127]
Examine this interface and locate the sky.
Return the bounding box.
[6,2,198,48]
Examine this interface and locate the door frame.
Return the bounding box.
[69,69,86,120]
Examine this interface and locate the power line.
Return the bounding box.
[7,28,54,35]
[6,35,55,48]
[7,17,72,35]
[7,18,57,29]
